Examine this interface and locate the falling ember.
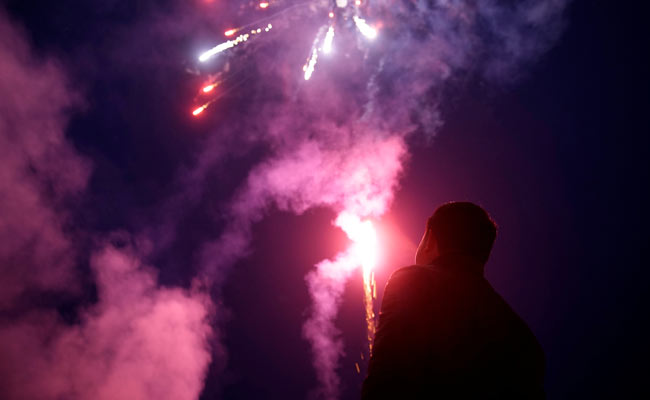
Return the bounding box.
[336,213,379,353]
[192,104,208,116]
[303,48,318,80]
[199,38,238,62]
[353,15,377,39]
[259,1,269,8]
[200,23,272,62]
[328,11,334,18]
[202,83,218,93]
[322,26,335,54]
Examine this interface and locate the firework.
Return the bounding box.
[336,213,378,352]
[192,104,208,116]
[199,23,273,62]
[202,80,221,93]
[322,25,335,54]
[353,15,377,39]
[303,26,326,81]
[303,48,318,81]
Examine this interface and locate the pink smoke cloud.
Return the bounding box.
[0,11,90,309]
[303,250,360,400]
[0,244,215,400]
[0,12,216,399]
[232,134,408,220]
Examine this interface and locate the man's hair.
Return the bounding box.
[428,202,497,264]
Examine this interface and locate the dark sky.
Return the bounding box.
[1,0,648,399]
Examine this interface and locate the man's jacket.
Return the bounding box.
[362,254,545,399]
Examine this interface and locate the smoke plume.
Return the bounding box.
[0,12,214,400]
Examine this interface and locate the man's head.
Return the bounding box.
[415,202,497,265]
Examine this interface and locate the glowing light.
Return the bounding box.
[328,11,334,18]
[192,104,208,116]
[199,39,237,62]
[355,0,361,5]
[202,82,219,93]
[201,23,273,62]
[303,48,318,80]
[336,213,379,351]
[322,26,335,54]
[259,1,269,8]
[353,16,377,39]
[335,0,347,8]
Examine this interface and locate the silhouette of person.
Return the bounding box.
[362,202,545,399]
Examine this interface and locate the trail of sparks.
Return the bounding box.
[193,2,379,111]
[303,26,327,81]
[353,15,377,39]
[202,80,222,93]
[199,23,273,62]
[337,213,378,353]
[303,47,318,81]
[322,25,335,54]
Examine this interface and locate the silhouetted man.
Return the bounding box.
[362,202,545,399]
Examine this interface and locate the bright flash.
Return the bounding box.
[322,26,335,54]
[353,16,377,39]
[259,1,269,8]
[224,29,237,37]
[337,214,378,273]
[336,212,379,351]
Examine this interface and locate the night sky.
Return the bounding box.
[1,0,648,399]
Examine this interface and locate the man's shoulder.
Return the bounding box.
[383,265,443,294]
[388,264,436,281]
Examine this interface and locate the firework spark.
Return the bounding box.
[322,25,335,54]
[353,15,377,40]
[336,213,378,352]
[199,23,273,62]
[192,104,208,116]
[303,48,318,81]
[202,81,220,93]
